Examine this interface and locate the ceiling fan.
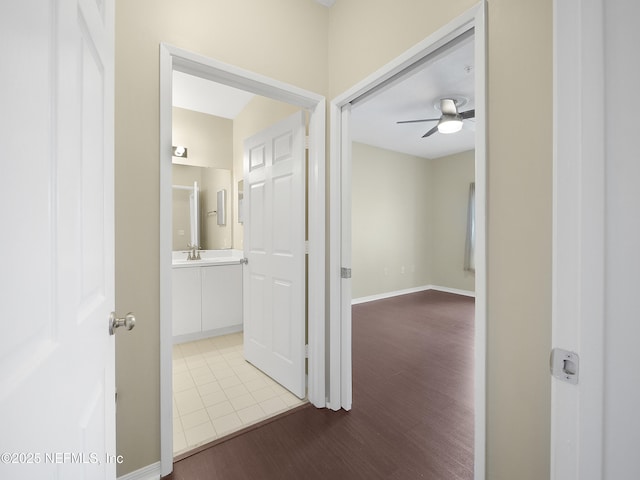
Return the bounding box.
[397,98,475,138]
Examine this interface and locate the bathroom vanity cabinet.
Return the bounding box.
[172,262,242,343]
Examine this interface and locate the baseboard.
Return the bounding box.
[352,284,475,305]
[428,285,476,298]
[352,285,432,304]
[117,461,161,480]
[172,324,243,345]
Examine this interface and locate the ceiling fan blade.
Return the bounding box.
[422,125,439,138]
[397,118,440,124]
[460,109,475,119]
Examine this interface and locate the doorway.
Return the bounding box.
[170,101,308,456]
[159,44,326,476]
[329,4,486,479]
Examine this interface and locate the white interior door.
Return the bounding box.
[243,111,306,399]
[0,1,116,478]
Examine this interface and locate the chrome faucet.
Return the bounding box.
[186,244,201,260]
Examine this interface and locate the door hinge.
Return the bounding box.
[305,241,309,255]
[305,344,309,358]
[305,135,310,150]
[341,267,352,279]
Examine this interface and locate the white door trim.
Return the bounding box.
[551,1,605,479]
[159,44,326,477]
[329,3,487,478]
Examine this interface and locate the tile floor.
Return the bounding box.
[173,332,306,456]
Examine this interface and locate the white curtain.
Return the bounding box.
[464,182,475,272]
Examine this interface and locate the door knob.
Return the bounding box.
[109,312,136,335]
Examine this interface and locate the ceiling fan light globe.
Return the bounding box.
[437,116,463,134]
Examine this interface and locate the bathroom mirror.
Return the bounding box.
[172,180,200,249]
[172,164,232,250]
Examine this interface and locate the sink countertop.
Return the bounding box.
[171,250,244,268]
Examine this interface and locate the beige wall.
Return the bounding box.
[115,0,328,475]
[486,3,552,478]
[172,107,233,170]
[115,0,552,478]
[327,0,478,98]
[351,144,474,299]
[431,150,475,292]
[328,1,552,480]
[351,142,434,298]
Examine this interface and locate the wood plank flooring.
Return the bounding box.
[166,290,474,480]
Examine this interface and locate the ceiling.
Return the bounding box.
[173,33,475,160]
[173,71,254,119]
[350,34,475,159]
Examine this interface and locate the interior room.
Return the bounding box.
[347,33,477,475]
[345,30,476,297]
[18,0,640,480]
[169,74,307,455]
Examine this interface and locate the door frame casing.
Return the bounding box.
[551,0,605,478]
[159,44,326,476]
[328,3,487,478]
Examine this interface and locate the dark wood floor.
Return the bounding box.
[167,290,474,480]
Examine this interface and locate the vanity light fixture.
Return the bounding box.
[172,145,188,158]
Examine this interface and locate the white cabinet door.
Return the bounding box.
[243,111,306,399]
[202,265,243,331]
[0,0,116,478]
[172,268,202,337]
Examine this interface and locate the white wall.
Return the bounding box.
[603,0,640,477]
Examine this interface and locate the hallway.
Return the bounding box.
[168,290,474,479]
